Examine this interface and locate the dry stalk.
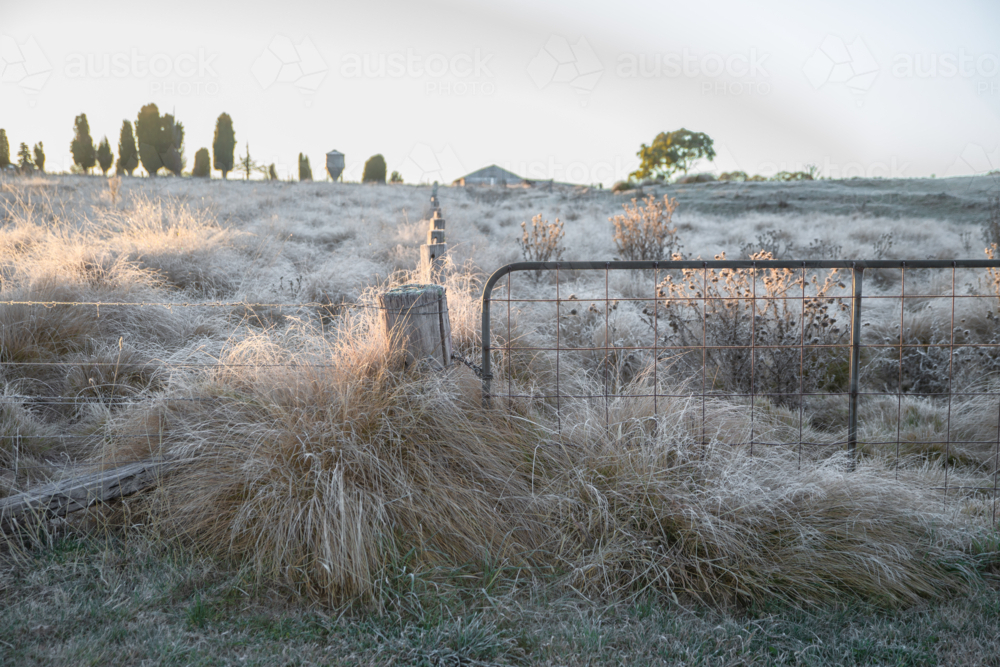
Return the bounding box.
[517,213,564,280]
[611,194,681,261]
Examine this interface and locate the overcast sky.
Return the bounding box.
[2,0,998,185]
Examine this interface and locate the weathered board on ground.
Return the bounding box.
[0,460,166,532]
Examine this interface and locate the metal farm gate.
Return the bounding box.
[480,259,1000,514]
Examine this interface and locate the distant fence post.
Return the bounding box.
[420,182,447,283]
[379,284,452,370]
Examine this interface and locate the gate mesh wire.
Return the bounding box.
[482,260,1000,519]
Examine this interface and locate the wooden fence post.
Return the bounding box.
[378,284,452,370]
[420,184,447,284]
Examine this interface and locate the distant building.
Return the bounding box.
[326,150,345,181]
[452,164,524,187]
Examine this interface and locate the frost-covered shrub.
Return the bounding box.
[650,251,849,406]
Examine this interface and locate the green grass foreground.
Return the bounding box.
[2,533,1000,666]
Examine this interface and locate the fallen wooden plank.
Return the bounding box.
[0,459,168,532]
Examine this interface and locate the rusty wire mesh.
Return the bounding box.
[481,259,1000,520]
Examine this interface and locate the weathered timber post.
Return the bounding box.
[420,183,447,283]
[378,284,452,370]
[0,459,169,533]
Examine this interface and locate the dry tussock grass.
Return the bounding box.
[94,298,994,610]
[550,408,980,607]
[103,307,552,605]
[93,194,257,296]
[1,176,998,616]
[0,185,236,482]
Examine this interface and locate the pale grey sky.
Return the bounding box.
[2,0,998,184]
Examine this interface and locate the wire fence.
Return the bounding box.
[0,297,366,477]
[6,259,1000,523]
[481,259,1000,520]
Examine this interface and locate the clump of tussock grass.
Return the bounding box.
[863,292,1000,409]
[94,193,255,297]
[0,389,62,492]
[0,268,191,398]
[96,291,995,611]
[834,392,1000,473]
[0,191,237,346]
[0,278,104,367]
[547,394,984,607]
[65,341,164,405]
[0,202,225,465]
[102,302,555,605]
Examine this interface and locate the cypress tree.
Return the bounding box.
[70,114,96,173]
[362,154,386,184]
[298,153,313,181]
[192,148,211,177]
[160,114,184,176]
[212,113,235,179]
[136,104,163,176]
[32,142,45,173]
[17,143,33,173]
[116,121,138,175]
[0,130,10,170]
[96,137,113,176]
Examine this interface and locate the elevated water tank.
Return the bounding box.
[326,150,345,181]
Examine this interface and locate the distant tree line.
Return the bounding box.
[4,106,405,184]
[57,105,234,180]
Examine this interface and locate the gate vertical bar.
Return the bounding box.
[847,264,864,469]
[481,276,493,409]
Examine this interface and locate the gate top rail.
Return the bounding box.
[480,257,1000,396]
[482,259,1000,299]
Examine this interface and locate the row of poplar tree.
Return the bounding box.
[2,103,397,182]
[64,104,239,179]
[63,104,319,181]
